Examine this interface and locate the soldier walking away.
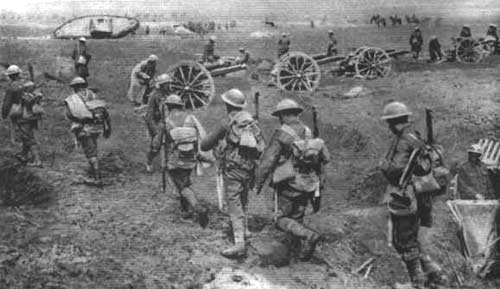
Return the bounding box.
[65,77,111,186]
[127,54,159,107]
[460,25,472,38]
[428,36,443,63]
[2,65,43,167]
[277,33,291,58]
[201,88,265,259]
[162,94,209,228]
[236,47,250,65]
[409,27,423,60]
[144,73,173,173]
[456,143,499,200]
[71,37,91,80]
[202,36,218,63]
[252,99,330,262]
[326,30,338,56]
[379,102,447,289]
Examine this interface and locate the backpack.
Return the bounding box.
[227,111,263,151]
[65,91,107,123]
[166,113,198,165]
[281,124,324,168]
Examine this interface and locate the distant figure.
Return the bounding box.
[310,20,315,28]
[145,25,150,35]
[127,54,159,106]
[277,33,291,58]
[460,25,472,38]
[409,27,423,60]
[236,47,250,64]
[428,36,443,62]
[202,36,218,63]
[486,24,499,54]
[457,143,499,200]
[326,30,338,56]
[71,37,91,80]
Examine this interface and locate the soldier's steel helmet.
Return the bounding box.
[238,47,245,52]
[156,73,172,85]
[209,36,216,42]
[489,23,498,29]
[328,30,334,34]
[147,54,159,62]
[467,143,483,155]
[271,99,304,117]
[6,65,22,75]
[69,77,87,86]
[165,94,184,106]
[381,101,412,120]
[79,37,87,42]
[221,88,246,108]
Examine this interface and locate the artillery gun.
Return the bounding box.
[274,47,409,92]
[443,36,497,64]
[165,55,248,109]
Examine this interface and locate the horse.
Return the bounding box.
[390,15,402,26]
[265,17,276,28]
[370,14,386,28]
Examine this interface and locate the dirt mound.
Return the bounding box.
[348,170,387,204]
[99,149,143,176]
[0,155,54,207]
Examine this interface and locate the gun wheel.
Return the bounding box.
[276,51,321,92]
[168,61,214,109]
[456,38,483,63]
[354,47,392,79]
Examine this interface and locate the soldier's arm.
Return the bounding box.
[2,90,13,119]
[254,130,283,191]
[144,94,157,131]
[200,124,226,151]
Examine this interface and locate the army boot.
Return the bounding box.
[85,157,103,186]
[196,205,209,228]
[421,254,448,288]
[404,258,425,289]
[221,220,246,259]
[277,218,320,261]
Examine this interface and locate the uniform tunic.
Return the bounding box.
[71,43,91,79]
[127,60,156,104]
[457,161,497,200]
[277,37,291,58]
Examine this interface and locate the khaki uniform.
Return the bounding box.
[127,60,156,105]
[71,43,91,79]
[326,36,338,56]
[144,89,168,159]
[457,160,498,200]
[254,119,330,259]
[203,42,216,63]
[277,37,290,58]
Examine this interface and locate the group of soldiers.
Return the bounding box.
[409,24,499,62]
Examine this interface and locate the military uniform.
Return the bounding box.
[277,37,291,58]
[255,118,330,260]
[71,43,91,80]
[460,27,472,38]
[457,160,497,200]
[409,30,423,59]
[428,37,442,62]
[203,41,216,63]
[144,88,168,165]
[127,57,157,105]
[326,36,338,56]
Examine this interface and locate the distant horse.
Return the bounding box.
[390,15,402,26]
[370,14,386,28]
[405,14,420,24]
[264,19,277,28]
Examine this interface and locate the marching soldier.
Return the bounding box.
[379,102,446,289]
[277,33,291,58]
[127,54,159,107]
[326,30,338,56]
[252,99,330,261]
[71,37,91,80]
[202,36,217,63]
[409,27,423,60]
[201,88,265,258]
[65,77,111,186]
[2,65,43,167]
[144,73,173,173]
[456,143,499,200]
[163,94,209,227]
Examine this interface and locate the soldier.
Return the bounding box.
[486,24,499,54]
[460,25,472,38]
[236,47,250,65]
[428,36,443,63]
[202,36,217,63]
[65,77,111,186]
[277,33,291,58]
[379,102,446,289]
[252,99,330,261]
[456,143,499,200]
[71,37,91,80]
[144,73,173,173]
[326,30,338,56]
[127,54,159,107]
[201,88,265,258]
[163,94,209,227]
[2,65,43,167]
[409,27,423,60]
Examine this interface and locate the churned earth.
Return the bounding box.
[1,21,500,289]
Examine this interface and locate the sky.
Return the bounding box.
[1,0,500,20]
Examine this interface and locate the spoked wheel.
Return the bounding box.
[167,61,215,109]
[456,38,483,63]
[354,47,392,79]
[276,51,321,92]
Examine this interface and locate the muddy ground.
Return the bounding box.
[1,22,500,288]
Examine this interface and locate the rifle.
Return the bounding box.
[254,91,260,121]
[160,102,168,195]
[311,106,322,213]
[425,108,433,146]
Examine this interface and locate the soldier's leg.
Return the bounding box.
[221,177,247,258]
[80,134,101,185]
[276,190,320,261]
[146,130,162,172]
[24,122,42,167]
[391,213,425,288]
[170,169,209,228]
